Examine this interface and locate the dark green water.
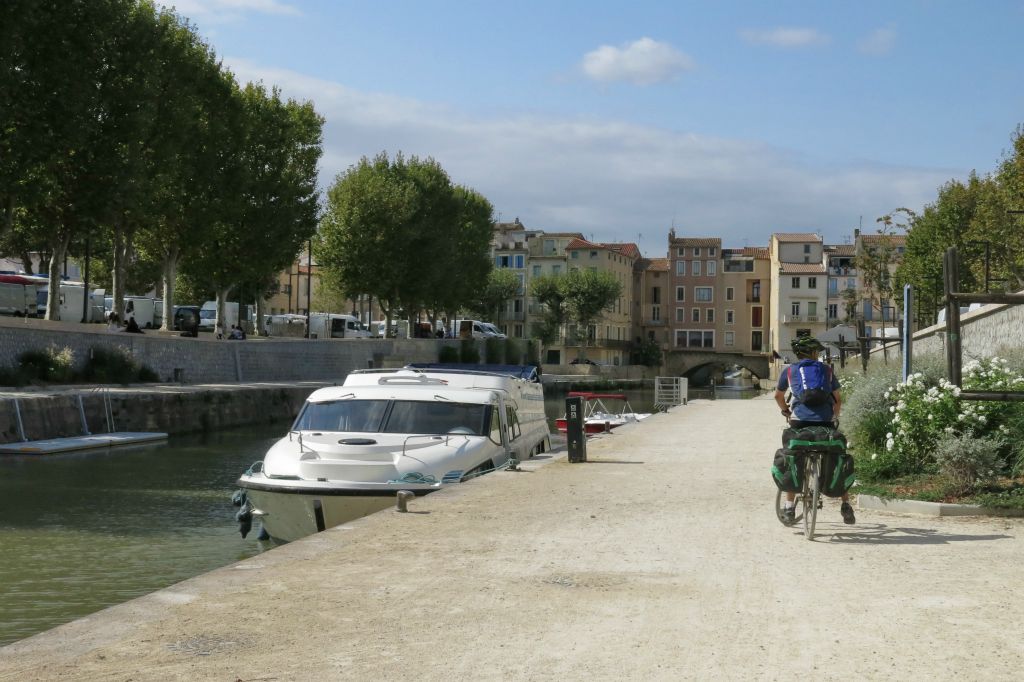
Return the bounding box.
[0,423,285,647]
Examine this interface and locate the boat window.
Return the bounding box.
[488,407,502,445]
[294,399,388,432]
[506,406,521,441]
[382,401,489,435]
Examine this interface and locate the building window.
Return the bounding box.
[676,247,685,257]
[675,286,685,302]
[726,286,734,301]
[828,303,838,319]
[808,276,817,289]
[751,280,761,302]
[543,239,555,255]
[589,250,598,258]
[532,265,541,277]
[692,247,700,257]
[751,330,763,352]
[651,305,660,321]
[692,260,701,276]
[847,277,856,289]
[724,331,734,347]
[791,302,801,316]
[708,247,717,257]
[552,264,561,275]
[726,310,734,324]
[803,244,811,254]
[695,287,713,302]
[682,330,714,348]
[691,308,700,322]
[807,302,817,319]
[791,276,800,288]
[514,324,523,337]
[651,287,661,304]
[675,307,685,322]
[706,308,715,323]
[706,260,716,276]
[828,278,838,294]
[751,306,763,327]
[516,273,525,294]
[571,251,579,259]
[674,330,686,347]
[675,260,686,276]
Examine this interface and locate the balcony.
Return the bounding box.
[805,315,819,323]
[643,319,667,326]
[782,314,802,324]
[746,295,761,303]
[828,266,856,276]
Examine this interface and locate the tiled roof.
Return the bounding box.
[826,244,856,255]
[566,237,598,250]
[774,232,822,242]
[860,233,907,244]
[540,232,586,238]
[779,263,826,274]
[645,258,670,272]
[669,237,722,247]
[742,247,770,259]
[601,242,641,259]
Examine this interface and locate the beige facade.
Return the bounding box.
[769,233,828,376]
[523,231,583,341]
[854,231,907,341]
[634,257,671,350]
[720,247,771,358]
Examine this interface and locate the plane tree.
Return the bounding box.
[530,270,622,360]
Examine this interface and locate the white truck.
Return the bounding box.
[0,275,39,317]
[199,300,239,332]
[308,312,371,339]
[452,319,506,339]
[123,296,157,329]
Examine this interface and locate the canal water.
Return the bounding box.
[0,423,287,647]
[0,380,760,647]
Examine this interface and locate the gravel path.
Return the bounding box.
[2,395,1022,680]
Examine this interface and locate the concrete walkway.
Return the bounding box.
[2,396,1022,680]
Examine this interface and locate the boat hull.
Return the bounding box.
[239,477,439,542]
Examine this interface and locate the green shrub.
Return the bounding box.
[525,340,540,368]
[503,338,522,364]
[934,433,1003,495]
[484,337,502,363]
[0,365,26,387]
[459,339,480,364]
[16,345,76,383]
[81,346,144,384]
[438,345,460,363]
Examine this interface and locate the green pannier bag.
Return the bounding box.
[771,448,804,493]
[819,451,856,498]
[782,426,847,456]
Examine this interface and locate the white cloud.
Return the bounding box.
[739,27,830,48]
[581,38,694,86]
[227,58,955,257]
[858,26,897,56]
[160,0,301,23]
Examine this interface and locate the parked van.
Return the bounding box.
[0,274,39,317]
[308,312,371,339]
[452,319,504,339]
[199,300,239,332]
[123,296,156,329]
[32,280,99,322]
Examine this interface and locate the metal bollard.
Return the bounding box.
[565,395,587,463]
[396,490,415,512]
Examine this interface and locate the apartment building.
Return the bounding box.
[854,230,907,340]
[491,220,538,338]
[559,237,638,366]
[668,233,722,351]
[769,233,828,376]
[720,247,772,357]
[825,244,857,326]
[634,257,671,349]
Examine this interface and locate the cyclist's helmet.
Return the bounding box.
[791,336,825,356]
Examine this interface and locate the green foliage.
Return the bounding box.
[78,346,153,385]
[525,340,540,368]
[469,269,519,323]
[843,354,1024,482]
[458,339,480,364]
[438,345,460,363]
[934,433,1003,495]
[16,346,75,383]
[484,337,502,363]
[631,339,663,367]
[528,270,622,350]
[318,153,491,323]
[503,338,523,365]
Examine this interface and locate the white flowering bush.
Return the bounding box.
[850,355,1024,482]
[934,434,1003,494]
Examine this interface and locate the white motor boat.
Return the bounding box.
[554,392,652,435]
[235,365,549,542]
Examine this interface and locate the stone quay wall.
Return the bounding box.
[0,316,460,384]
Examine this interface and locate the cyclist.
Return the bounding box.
[774,336,856,525]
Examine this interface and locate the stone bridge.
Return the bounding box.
[662,350,770,382]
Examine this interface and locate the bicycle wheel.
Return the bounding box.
[803,455,820,540]
[774,488,803,526]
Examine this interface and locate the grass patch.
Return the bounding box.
[854,474,1024,510]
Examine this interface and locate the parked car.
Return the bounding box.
[172,305,201,331]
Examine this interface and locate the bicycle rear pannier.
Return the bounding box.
[771,448,804,493]
[782,426,847,456]
[819,451,856,497]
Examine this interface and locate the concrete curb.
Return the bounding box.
[857,493,1024,517]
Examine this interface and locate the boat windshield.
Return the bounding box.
[293,399,489,436]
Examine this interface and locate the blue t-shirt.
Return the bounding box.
[776,360,840,422]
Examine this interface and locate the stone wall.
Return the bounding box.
[0,317,472,384]
[873,296,1024,362]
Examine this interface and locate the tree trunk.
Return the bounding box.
[111,222,126,324]
[19,250,34,275]
[254,296,266,336]
[215,285,234,339]
[44,233,71,321]
[159,247,179,332]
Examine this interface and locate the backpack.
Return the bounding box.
[771,448,804,493]
[819,451,856,497]
[787,361,833,407]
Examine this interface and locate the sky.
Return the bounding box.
[163,0,1024,257]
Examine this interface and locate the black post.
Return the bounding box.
[565,395,587,463]
[943,248,963,387]
[81,233,90,323]
[305,239,312,338]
